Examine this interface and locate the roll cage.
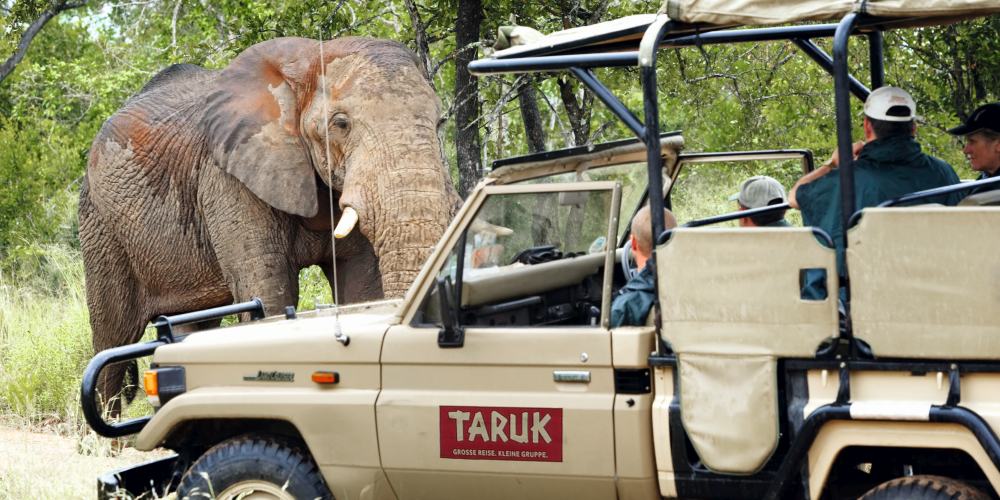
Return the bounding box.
[468,9,994,355]
[470,9,1000,498]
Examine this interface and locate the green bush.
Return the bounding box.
[0,243,91,421]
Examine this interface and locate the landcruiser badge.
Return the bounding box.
[440,406,563,462]
[243,370,294,382]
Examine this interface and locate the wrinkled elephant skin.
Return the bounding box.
[79,37,458,406]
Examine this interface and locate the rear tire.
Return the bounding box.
[860,475,989,500]
[176,434,332,500]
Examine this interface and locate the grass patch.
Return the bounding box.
[0,243,91,424]
[0,245,335,429]
[0,242,154,458]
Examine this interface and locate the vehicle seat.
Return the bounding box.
[959,189,1000,206]
[848,207,1000,359]
[656,227,838,474]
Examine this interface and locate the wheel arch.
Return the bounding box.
[161,418,307,457]
[134,387,382,470]
[808,420,1000,498]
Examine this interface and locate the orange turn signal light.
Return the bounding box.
[143,370,159,396]
[311,371,339,385]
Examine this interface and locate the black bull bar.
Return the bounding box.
[81,299,265,497]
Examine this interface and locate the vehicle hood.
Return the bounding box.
[152,300,402,366]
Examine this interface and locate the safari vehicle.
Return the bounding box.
[82,1,1000,499]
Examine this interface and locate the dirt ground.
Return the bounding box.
[0,424,171,499]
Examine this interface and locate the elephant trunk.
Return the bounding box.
[376,212,447,297]
[348,139,454,299]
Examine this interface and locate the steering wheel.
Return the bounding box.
[620,240,639,281]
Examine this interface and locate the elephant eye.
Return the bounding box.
[332,113,350,132]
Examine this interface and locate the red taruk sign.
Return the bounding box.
[439,406,563,462]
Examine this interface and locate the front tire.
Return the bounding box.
[177,435,332,500]
[860,475,989,500]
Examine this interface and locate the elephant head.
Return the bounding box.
[201,37,458,298]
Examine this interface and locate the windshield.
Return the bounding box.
[440,188,615,279]
[515,162,647,244]
[414,185,617,326]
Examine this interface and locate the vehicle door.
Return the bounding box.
[377,181,622,500]
[650,150,838,499]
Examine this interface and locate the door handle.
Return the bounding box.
[553,371,591,383]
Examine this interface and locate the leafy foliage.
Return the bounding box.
[1,4,997,261]
[0,0,996,425]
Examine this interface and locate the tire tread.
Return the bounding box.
[860,475,989,500]
[177,434,331,499]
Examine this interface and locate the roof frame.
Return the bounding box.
[468,12,935,353]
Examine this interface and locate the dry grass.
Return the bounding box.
[0,422,171,499]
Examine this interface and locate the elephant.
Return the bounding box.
[79,37,458,406]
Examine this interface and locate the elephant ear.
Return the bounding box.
[201,38,319,217]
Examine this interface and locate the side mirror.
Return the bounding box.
[436,276,465,348]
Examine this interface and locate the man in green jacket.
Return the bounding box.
[611,204,677,327]
[789,86,961,275]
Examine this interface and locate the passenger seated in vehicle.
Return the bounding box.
[789,86,962,276]
[731,175,826,300]
[729,175,790,227]
[611,204,677,327]
[948,102,1000,196]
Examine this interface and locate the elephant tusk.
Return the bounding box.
[334,207,359,239]
[470,218,514,236]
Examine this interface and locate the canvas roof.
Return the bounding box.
[666,0,1000,26]
[490,0,1000,60]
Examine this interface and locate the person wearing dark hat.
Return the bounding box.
[789,86,962,276]
[948,102,1000,195]
[730,175,791,227]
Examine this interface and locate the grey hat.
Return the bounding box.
[729,175,787,209]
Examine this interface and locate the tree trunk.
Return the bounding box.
[454,0,483,198]
[558,76,591,146]
[403,0,434,85]
[518,77,547,153]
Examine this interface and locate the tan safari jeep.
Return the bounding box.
[83,3,1000,500]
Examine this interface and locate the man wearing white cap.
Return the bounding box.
[789,86,961,274]
[730,175,790,227]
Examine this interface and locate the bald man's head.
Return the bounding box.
[631,204,677,256]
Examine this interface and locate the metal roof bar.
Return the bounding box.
[469,52,639,75]
[640,16,676,355]
[868,31,885,89]
[792,38,870,100]
[570,67,646,140]
[832,12,860,346]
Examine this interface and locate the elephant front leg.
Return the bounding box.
[200,173,300,316]
[80,188,148,416]
[320,233,384,305]
[215,230,300,316]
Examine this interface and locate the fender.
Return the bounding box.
[136,385,390,499]
[808,420,1000,498]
